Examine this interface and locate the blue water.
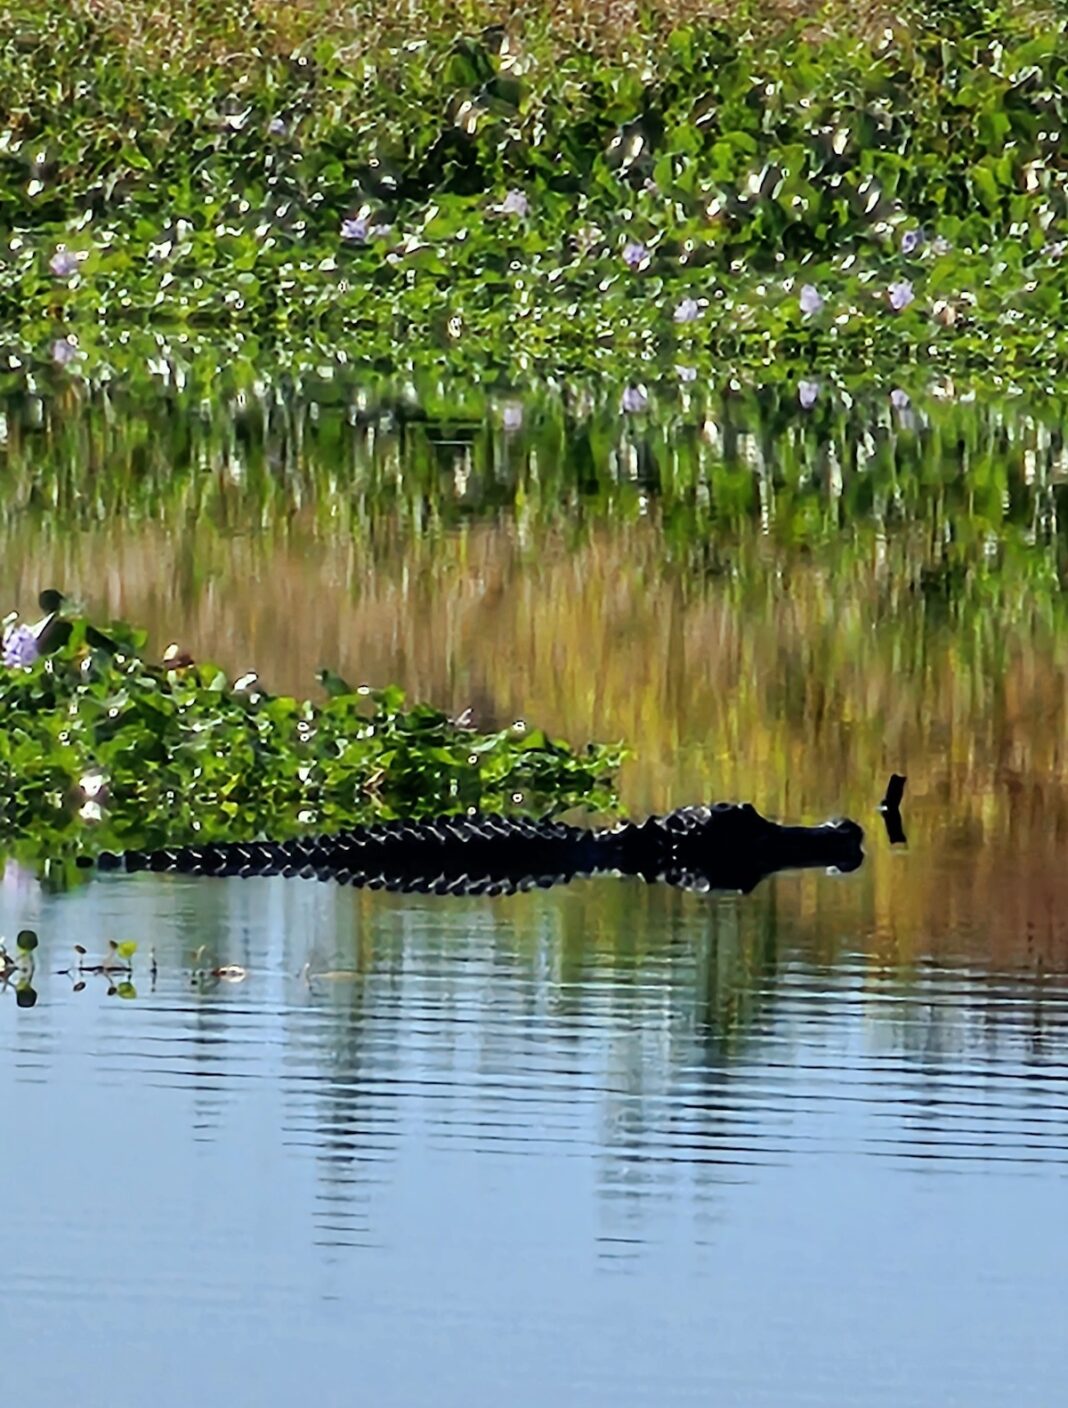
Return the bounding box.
[3,862,1066,1407]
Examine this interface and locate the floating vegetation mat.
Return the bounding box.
[3,5,1068,376]
[0,609,625,880]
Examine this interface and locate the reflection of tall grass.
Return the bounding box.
[2,386,1067,963]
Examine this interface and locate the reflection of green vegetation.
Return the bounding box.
[2,373,1064,607]
[4,5,1068,373]
[0,616,624,874]
[2,371,1067,961]
[692,901,781,1058]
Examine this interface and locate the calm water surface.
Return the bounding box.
[2,378,1068,1404]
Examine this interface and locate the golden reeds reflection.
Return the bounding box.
[3,506,1067,971]
[4,377,1068,966]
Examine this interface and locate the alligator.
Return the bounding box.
[84,801,867,897]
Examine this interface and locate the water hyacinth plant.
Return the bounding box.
[0,606,626,870]
[340,215,369,242]
[798,379,820,409]
[1,623,39,669]
[51,337,78,366]
[889,281,916,312]
[48,249,79,279]
[500,190,529,218]
[0,4,1067,377]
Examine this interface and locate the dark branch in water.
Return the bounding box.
[879,774,907,812]
[879,773,908,846]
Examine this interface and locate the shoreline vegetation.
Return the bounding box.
[3,2,1068,377]
[0,607,625,876]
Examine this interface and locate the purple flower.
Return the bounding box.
[340,215,369,242]
[501,190,529,217]
[49,249,78,279]
[890,388,910,409]
[52,337,78,366]
[676,365,698,383]
[268,116,287,137]
[501,403,523,432]
[673,297,701,324]
[622,241,649,270]
[2,624,39,669]
[799,283,824,315]
[901,228,924,255]
[621,385,649,413]
[889,280,915,312]
[1044,240,1066,261]
[798,379,820,409]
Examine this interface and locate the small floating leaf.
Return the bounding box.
[16,930,38,953]
[115,941,138,961]
[116,981,137,1000]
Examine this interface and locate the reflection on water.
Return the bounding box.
[2,377,1067,958]
[3,378,1068,1404]
[2,874,1067,1406]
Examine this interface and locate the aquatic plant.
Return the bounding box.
[2,623,40,669]
[340,216,370,243]
[500,190,530,218]
[0,927,38,1006]
[888,280,916,312]
[1,3,1067,375]
[799,285,824,316]
[54,939,140,999]
[0,609,625,870]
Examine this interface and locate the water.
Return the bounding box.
[4,872,1067,1405]
[2,377,1068,1404]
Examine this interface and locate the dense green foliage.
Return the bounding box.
[0,614,625,872]
[3,2,1068,374]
